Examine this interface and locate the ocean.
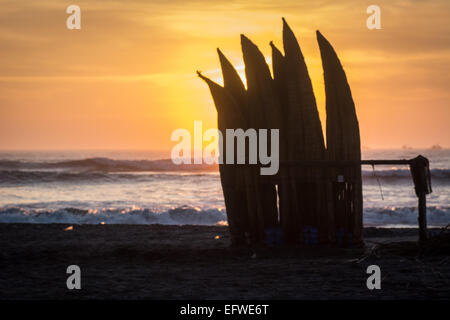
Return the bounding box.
[0,149,448,227]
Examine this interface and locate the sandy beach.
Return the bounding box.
[0,223,448,300]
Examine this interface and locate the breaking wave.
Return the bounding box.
[0,205,448,227]
[0,157,448,184]
[0,206,228,225]
[363,206,450,227]
[0,170,216,185]
[0,158,216,173]
[362,168,449,181]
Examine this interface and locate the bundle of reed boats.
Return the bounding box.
[198,18,431,247]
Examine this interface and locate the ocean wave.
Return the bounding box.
[362,168,449,180]
[0,205,448,227]
[1,157,447,174]
[0,157,448,185]
[363,206,450,227]
[0,158,217,173]
[0,205,228,225]
[0,170,217,184]
[0,168,448,185]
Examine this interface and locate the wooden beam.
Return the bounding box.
[280,159,412,167]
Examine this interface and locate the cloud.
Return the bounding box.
[0,0,448,149]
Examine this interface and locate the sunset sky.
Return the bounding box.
[0,0,448,150]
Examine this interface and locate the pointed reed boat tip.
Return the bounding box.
[282,18,290,30]
[240,34,253,44]
[217,48,228,63]
[217,48,226,62]
[196,70,207,81]
[241,34,258,50]
[316,30,324,40]
[270,41,279,53]
[282,18,295,41]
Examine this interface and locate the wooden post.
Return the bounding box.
[418,193,428,242]
[409,155,432,242]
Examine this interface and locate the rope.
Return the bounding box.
[372,164,384,200]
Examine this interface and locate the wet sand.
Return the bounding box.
[0,223,448,299]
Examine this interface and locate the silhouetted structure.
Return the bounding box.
[198,18,431,246]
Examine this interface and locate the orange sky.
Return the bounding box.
[0,0,448,150]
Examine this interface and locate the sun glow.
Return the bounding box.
[0,0,448,150]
